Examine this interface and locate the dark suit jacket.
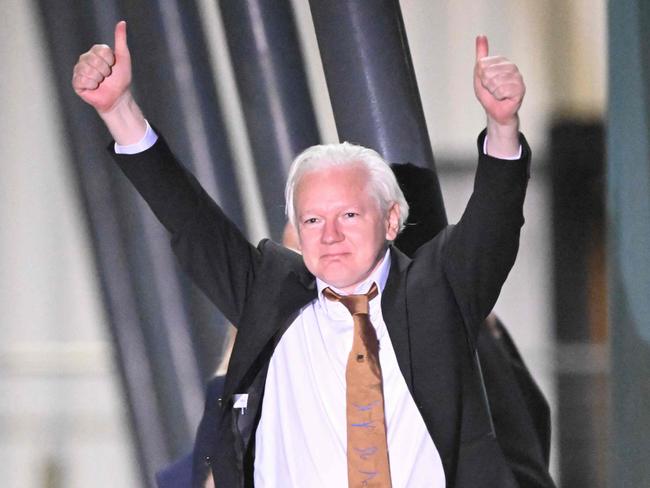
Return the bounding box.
[393,163,554,488]
[114,130,530,487]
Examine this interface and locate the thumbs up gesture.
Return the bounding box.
[473,35,525,127]
[72,21,132,114]
[72,21,147,144]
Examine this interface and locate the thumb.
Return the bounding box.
[475,35,489,61]
[114,20,129,57]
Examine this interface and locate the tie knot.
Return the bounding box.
[323,282,378,316]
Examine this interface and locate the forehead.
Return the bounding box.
[296,164,371,202]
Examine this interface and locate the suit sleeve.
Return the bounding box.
[110,136,260,326]
[443,129,531,348]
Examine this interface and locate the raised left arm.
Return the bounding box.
[444,36,530,347]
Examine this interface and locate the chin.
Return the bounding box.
[321,273,352,289]
[324,269,370,292]
[310,258,373,290]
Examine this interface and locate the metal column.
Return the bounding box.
[309,0,447,234]
[219,0,321,240]
[608,1,650,486]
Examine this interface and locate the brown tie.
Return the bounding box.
[323,283,392,487]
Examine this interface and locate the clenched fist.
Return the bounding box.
[473,35,525,127]
[72,21,132,113]
[473,35,525,158]
[72,21,146,145]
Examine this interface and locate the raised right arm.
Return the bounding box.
[112,137,260,325]
[72,21,260,325]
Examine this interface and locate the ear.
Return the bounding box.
[385,202,400,241]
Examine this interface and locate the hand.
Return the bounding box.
[72,21,132,114]
[473,35,525,127]
[72,21,146,144]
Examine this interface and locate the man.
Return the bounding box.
[168,170,553,488]
[73,20,529,487]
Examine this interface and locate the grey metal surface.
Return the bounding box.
[33,3,167,485]
[219,0,321,240]
[608,1,650,486]
[308,0,447,233]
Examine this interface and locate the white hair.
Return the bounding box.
[284,141,409,234]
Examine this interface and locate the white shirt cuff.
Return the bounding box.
[483,135,522,160]
[114,120,159,154]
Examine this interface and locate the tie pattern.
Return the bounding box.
[323,283,392,487]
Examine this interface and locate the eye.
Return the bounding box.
[343,212,358,219]
[303,217,319,225]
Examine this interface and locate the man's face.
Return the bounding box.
[295,164,399,293]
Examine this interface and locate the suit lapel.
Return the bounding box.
[224,250,316,400]
[381,246,414,393]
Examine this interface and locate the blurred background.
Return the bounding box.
[1,0,647,487]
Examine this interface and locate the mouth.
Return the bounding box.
[321,252,349,260]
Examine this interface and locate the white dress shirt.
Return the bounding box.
[254,250,445,487]
[114,120,159,154]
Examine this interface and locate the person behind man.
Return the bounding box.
[73,21,529,487]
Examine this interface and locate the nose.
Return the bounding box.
[321,219,344,244]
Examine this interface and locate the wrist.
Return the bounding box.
[98,91,147,145]
[485,115,520,158]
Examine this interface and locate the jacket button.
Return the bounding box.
[205,455,212,465]
[217,397,223,408]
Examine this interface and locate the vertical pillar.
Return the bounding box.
[608,1,650,486]
[34,2,168,485]
[550,121,607,487]
[219,0,321,240]
[308,0,446,234]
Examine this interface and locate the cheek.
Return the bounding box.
[298,229,316,248]
[367,220,388,245]
[297,234,318,263]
